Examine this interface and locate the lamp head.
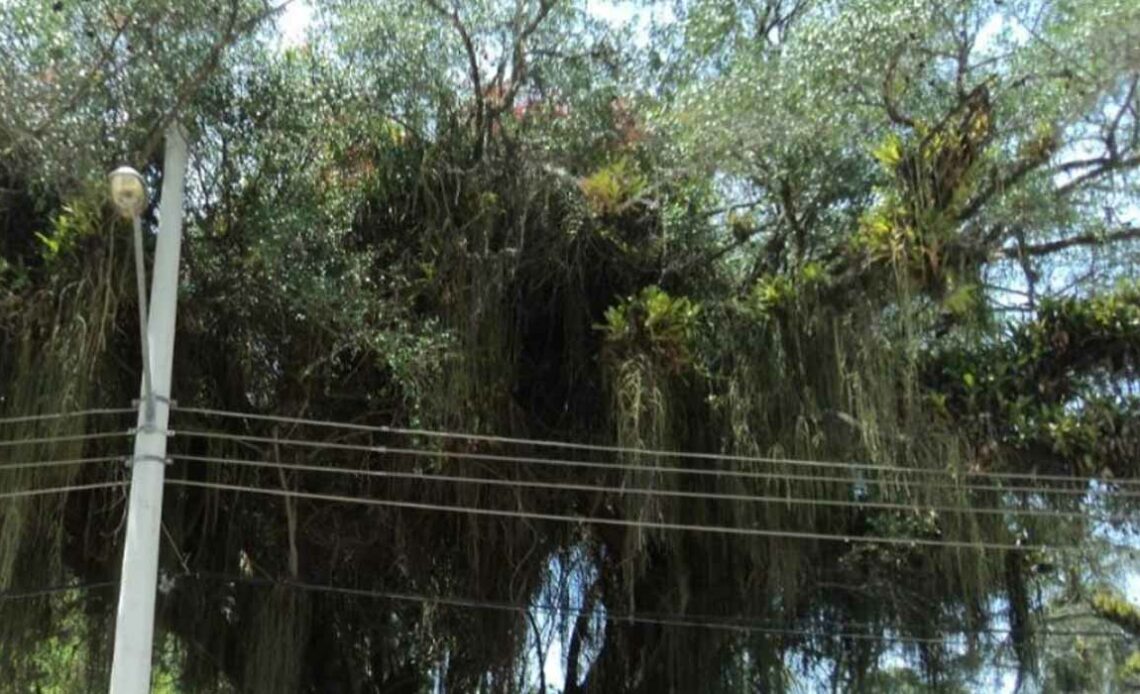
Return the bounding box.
[108,166,147,219]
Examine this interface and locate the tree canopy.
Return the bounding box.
[1,0,1139,691]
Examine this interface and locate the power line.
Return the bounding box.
[173,430,1135,499]
[174,573,962,643]
[0,570,1127,644]
[174,406,1139,487]
[164,479,1114,552]
[0,581,118,601]
[0,408,135,427]
[175,454,1132,523]
[0,431,131,449]
[0,456,125,472]
[0,481,129,501]
[182,572,1132,643]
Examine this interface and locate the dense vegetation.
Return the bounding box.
[2,0,1139,690]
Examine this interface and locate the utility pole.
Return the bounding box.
[109,124,189,694]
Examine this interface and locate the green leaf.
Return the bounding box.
[34,231,59,256]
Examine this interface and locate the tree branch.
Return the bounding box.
[1055,155,1140,197]
[33,5,138,136]
[779,177,806,262]
[755,0,809,44]
[1105,74,1138,160]
[956,147,1053,223]
[882,46,916,128]
[997,226,1140,258]
[662,217,778,282]
[702,197,766,219]
[947,5,973,101]
[425,0,488,159]
[137,0,296,163]
[496,0,560,116]
[1054,155,1112,174]
[525,610,547,694]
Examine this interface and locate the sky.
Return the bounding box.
[279,0,313,47]
[276,0,671,49]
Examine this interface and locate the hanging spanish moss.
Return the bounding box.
[0,182,137,690]
[2,0,1139,688]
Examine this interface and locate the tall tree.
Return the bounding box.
[1,0,1138,690]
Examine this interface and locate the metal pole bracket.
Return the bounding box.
[123,454,173,468]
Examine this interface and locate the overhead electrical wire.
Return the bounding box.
[0,572,1127,644]
[0,408,136,427]
[173,453,1134,523]
[2,570,1126,644]
[0,456,125,472]
[0,431,132,448]
[173,406,1140,486]
[0,481,129,501]
[173,430,1140,499]
[164,479,1124,552]
[181,572,1132,643]
[0,410,1131,659]
[0,581,118,601]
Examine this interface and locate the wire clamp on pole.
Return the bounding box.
[123,454,173,468]
[131,396,177,408]
[132,396,175,427]
[127,426,175,437]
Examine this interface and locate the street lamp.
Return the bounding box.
[109,166,154,421]
[107,126,189,694]
[109,167,147,218]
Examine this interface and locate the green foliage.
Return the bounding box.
[602,285,700,372]
[579,157,648,217]
[749,262,830,316]
[864,666,967,694]
[871,133,904,170]
[0,0,279,190]
[33,187,107,262]
[751,273,795,313]
[854,96,997,301]
[927,284,1140,475]
[1120,651,1140,684]
[942,282,979,317]
[1,0,1139,691]
[1092,591,1140,637]
[1046,640,1099,693]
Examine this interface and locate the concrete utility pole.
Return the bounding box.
[109,124,189,694]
